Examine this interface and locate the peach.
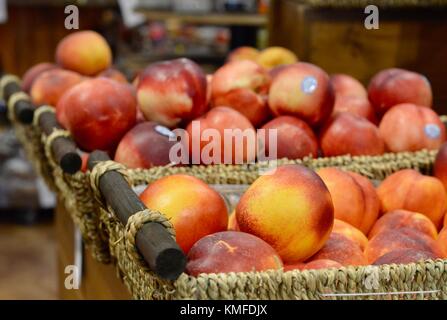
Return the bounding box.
[98,68,128,84]
[368,210,438,240]
[309,233,367,266]
[259,116,318,160]
[30,69,83,107]
[57,78,136,152]
[21,62,58,93]
[320,113,385,157]
[368,68,433,115]
[236,165,334,263]
[365,227,441,263]
[377,170,447,228]
[378,103,445,152]
[256,47,298,70]
[114,122,177,169]
[138,58,208,128]
[228,211,240,231]
[186,231,282,276]
[211,60,271,127]
[140,175,228,253]
[227,46,259,62]
[268,63,334,127]
[437,228,447,258]
[185,107,257,165]
[434,142,447,192]
[317,168,380,234]
[332,219,368,250]
[372,249,439,265]
[303,259,343,270]
[56,30,112,76]
[332,96,377,124]
[330,74,367,98]
[445,213,447,228]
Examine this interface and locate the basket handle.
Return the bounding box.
[1,75,34,124]
[36,110,82,175]
[87,150,187,280]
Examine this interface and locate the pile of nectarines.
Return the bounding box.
[136,164,447,276]
[22,30,446,169]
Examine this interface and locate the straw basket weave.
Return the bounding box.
[86,161,447,300]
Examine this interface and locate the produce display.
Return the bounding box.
[21,30,446,169]
[15,30,447,285]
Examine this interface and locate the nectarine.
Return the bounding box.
[22,62,58,93]
[372,248,439,265]
[332,219,368,250]
[434,142,447,192]
[377,170,447,228]
[268,63,334,127]
[227,46,259,62]
[256,47,298,70]
[368,210,438,240]
[56,30,112,76]
[186,231,282,276]
[437,228,447,258]
[378,103,445,153]
[317,168,380,234]
[303,259,343,271]
[140,175,228,253]
[236,165,334,263]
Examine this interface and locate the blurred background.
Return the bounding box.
[0,0,446,299]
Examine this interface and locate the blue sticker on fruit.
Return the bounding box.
[424,124,441,139]
[155,125,176,139]
[301,76,318,95]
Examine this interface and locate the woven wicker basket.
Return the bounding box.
[86,161,447,300]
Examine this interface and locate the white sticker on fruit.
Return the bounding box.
[424,124,441,139]
[301,76,318,95]
[155,125,176,139]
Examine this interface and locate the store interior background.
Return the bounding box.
[1,0,446,299]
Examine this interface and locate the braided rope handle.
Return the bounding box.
[33,105,55,127]
[0,75,20,100]
[42,128,71,168]
[6,92,30,122]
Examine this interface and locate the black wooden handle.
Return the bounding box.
[38,111,82,174]
[87,151,186,280]
[3,81,34,124]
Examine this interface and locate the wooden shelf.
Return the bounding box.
[136,9,268,26]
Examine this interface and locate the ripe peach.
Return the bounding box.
[31,69,83,107]
[227,46,259,62]
[368,210,438,240]
[332,96,377,124]
[185,107,257,165]
[259,116,318,160]
[377,170,447,228]
[332,219,368,250]
[228,211,240,231]
[320,113,385,157]
[98,68,128,84]
[186,231,282,276]
[57,78,136,152]
[330,74,367,98]
[236,165,334,263]
[437,227,447,258]
[114,122,177,169]
[141,175,228,254]
[379,103,445,152]
[56,30,112,76]
[138,58,208,128]
[211,60,271,127]
[365,227,441,263]
[434,142,447,192]
[368,68,433,115]
[303,259,343,270]
[309,233,367,266]
[317,168,380,234]
[256,47,298,70]
[445,214,447,228]
[268,63,334,127]
[21,62,58,93]
[372,248,439,265]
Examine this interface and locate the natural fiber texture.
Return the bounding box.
[43,129,71,167]
[7,92,29,122]
[0,74,20,100]
[32,105,54,127]
[297,0,447,8]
